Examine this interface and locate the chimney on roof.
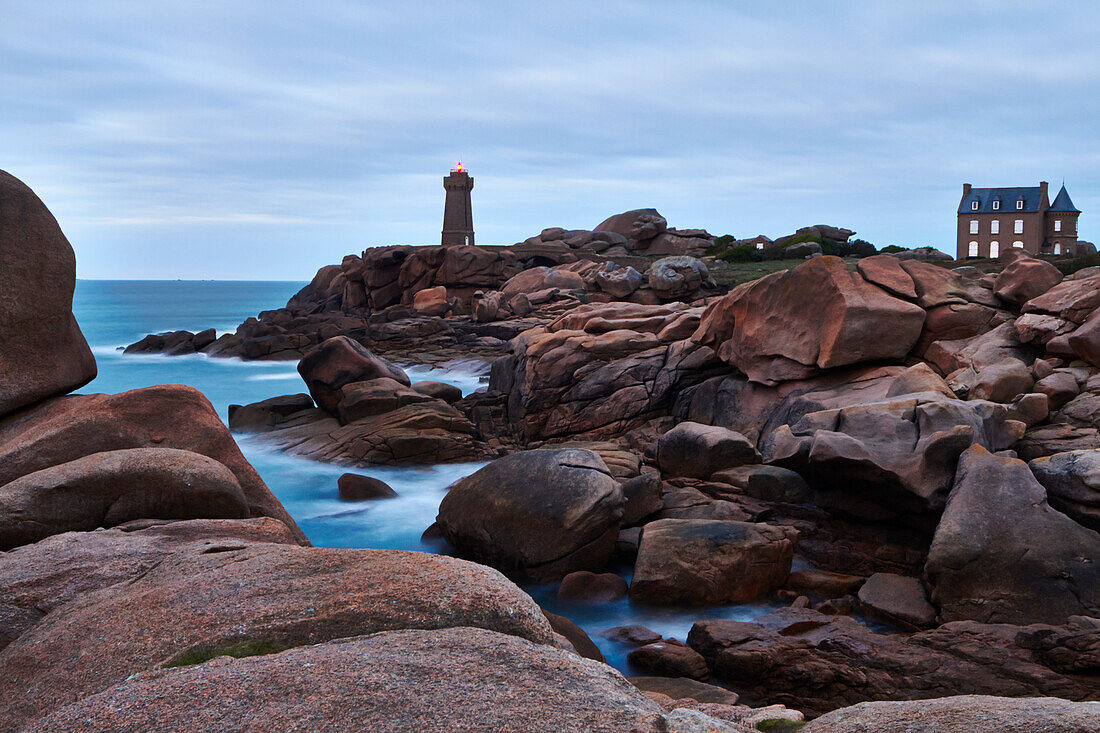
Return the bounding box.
[963,183,972,197]
[1040,181,1049,196]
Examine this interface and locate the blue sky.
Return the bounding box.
[3,1,1099,279]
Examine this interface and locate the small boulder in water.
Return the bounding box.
[337,473,397,501]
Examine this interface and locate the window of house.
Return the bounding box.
[1072,220,1077,233]
[993,200,1000,210]
[989,241,999,258]
[966,241,977,257]
[1017,200,1024,210]
[1055,219,1062,232]
[1015,220,1024,234]
[991,220,1000,234]
[971,201,979,211]
[1055,243,1062,255]
[970,220,979,234]
[756,242,764,250]
[1012,241,1022,250]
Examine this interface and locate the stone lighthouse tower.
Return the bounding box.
[441,163,474,246]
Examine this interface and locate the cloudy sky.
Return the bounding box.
[3,1,1099,279]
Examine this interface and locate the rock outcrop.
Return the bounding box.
[688,608,1100,717]
[492,302,723,441]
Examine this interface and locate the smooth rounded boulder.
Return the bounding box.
[337,473,397,501]
[0,170,97,416]
[0,385,307,544]
[802,695,1100,733]
[0,447,248,550]
[657,422,760,479]
[25,627,669,733]
[630,519,798,605]
[297,336,410,414]
[436,449,623,581]
[0,546,556,729]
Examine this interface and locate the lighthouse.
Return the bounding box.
[441,162,474,246]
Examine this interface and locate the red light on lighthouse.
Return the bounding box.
[454,161,463,173]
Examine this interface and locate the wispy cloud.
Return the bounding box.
[2,0,1098,278]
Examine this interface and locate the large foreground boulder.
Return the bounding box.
[25,627,669,733]
[693,256,925,384]
[926,445,1100,624]
[0,545,555,729]
[436,449,623,581]
[0,447,248,550]
[0,518,298,650]
[296,335,410,414]
[0,170,97,416]
[803,695,1100,732]
[0,385,306,543]
[630,519,797,605]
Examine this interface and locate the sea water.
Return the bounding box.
[73,280,773,672]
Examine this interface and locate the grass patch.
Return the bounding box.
[162,638,293,668]
[756,720,806,732]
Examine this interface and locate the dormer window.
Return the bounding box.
[971,201,979,211]
[992,200,1000,210]
[1016,199,1024,210]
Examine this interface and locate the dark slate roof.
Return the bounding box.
[959,186,1043,214]
[1050,184,1080,213]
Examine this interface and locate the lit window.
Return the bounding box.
[991,220,1000,234]
[1013,241,1024,248]
[1055,243,1062,255]
[756,242,764,250]
[993,200,1000,210]
[1015,220,1023,234]
[971,201,979,211]
[970,220,979,234]
[1055,219,1062,232]
[968,241,979,257]
[990,241,999,258]
[1017,200,1024,210]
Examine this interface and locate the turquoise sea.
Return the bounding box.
[73,280,774,672]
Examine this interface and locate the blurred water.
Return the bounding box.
[71,280,770,674]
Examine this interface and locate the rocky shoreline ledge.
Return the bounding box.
[5,167,1100,730]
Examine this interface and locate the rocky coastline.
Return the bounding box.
[6,168,1100,730]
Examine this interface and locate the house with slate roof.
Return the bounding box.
[957,181,1083,259]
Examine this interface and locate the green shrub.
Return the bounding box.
[879,244,907,254]
[756,720,806,731]
[1055,253,1100,275]
[163,638,292,668]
